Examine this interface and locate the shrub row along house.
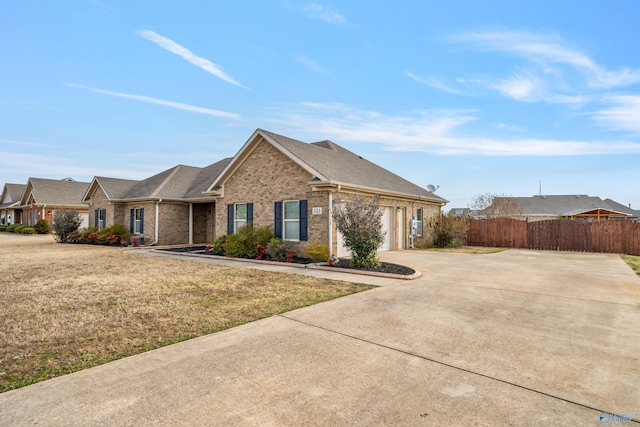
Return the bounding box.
[2,129,448,256]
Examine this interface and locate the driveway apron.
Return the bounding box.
[1,249,638,426]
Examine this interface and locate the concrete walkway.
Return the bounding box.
[1,249,639,426]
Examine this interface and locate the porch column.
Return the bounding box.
[189,203,193,244]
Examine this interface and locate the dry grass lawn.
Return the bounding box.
[621,254,640,277]
[0,236,374,393]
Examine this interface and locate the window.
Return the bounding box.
[227,203,253,234]
[32,210,39,225]
[130,208,144,234]
[274,200,308,241]
[416,208,423,236]
[134,209,142,233]
[96,209,106,229]
[235,203,247,231]
[283,200,300,241]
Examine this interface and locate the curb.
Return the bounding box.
[148,248,421,280]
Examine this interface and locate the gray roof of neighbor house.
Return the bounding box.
[85,158,232,202]
[603,198,640,218]
[0,183,26,208]
[20,178,90,207]
[497,195,630,217]
[214,129,446,203]
[449,207,471,217]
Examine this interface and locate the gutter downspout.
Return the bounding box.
[188,203,193,244]
[150,199,162,246]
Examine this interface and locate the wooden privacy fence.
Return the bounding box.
[464,218,640,256]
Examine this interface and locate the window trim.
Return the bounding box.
[283,200,300,241]
[134,208,143,234]
[416,207,423,236]
[97,209,106,229]
[234,203,248,232]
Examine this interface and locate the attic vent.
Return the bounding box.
[576,195,580,198]
[358,156,363,159]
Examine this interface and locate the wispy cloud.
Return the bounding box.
[452,30,640,89]
[269,103,640,156]
[304,3,347,24]
[296,55,328,74]
[0,139,51,148]
[406,72,464,94]
[593,95,640,134]
[0,151,156,181]
[137,30,248,89]
[65,83,241,119]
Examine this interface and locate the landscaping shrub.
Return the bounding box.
[304,241,330,262]
[97,224,130,245]
[0,225,7,232]
[333,194,385,269]
[223,225,275,259]
[35,219,50,234]
[253,226,274,247]
[20,227,35,235]
[223,225,257,258]
[211,235,227,255]
[52,210,83,243]
[431,213,467,248]
[266,237,286,260]
[7,224,23,233]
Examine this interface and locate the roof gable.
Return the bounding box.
[20,178,90,207]
[206,129,447,203]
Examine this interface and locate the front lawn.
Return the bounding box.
[0,239,374,393]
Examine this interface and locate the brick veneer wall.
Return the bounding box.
[214,138,329,255]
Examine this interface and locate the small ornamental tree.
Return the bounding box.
[333,194,385,268]
[52,210,83,243]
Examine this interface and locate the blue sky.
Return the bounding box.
[2,1,639,210]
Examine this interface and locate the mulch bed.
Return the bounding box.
[158,246,416,276]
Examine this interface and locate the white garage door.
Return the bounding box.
[337,206,392,257]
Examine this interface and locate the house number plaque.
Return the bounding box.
[312,207,322,215]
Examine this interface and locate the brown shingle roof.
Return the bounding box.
[21,178,90,207]
[260,129,446,203]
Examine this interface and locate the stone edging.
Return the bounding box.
[147,248,421,280]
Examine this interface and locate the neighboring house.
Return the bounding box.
[18,178,90,227]
[603,199,640,222]
[486,195,632,221]
[0,183,26,226]
[448,207,471,218]
[82,158,231,245]
[205,129,447,257]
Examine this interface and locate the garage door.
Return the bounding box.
[337,206,392,257]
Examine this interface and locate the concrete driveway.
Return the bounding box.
[1,249,638,426]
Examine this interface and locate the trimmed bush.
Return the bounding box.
[7,224,23,233]
[211,235,227,255]
[35,219,50,234]
[0,225,7,232]
[224,225,257,258]
[266,238,286,260]
[304,242,330,262]
[20,227,35,235]
[223,225,275,259]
